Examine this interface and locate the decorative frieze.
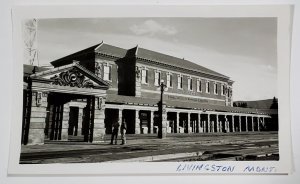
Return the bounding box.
[51,68,94,88]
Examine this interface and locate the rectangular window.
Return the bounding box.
[197,80,202,92]
[103,65,112,81]
[177,75,183,89]
[214,83,218,94]
[188,77,193,91]
[167,73,173,87]
[154,71,161,86]
[221,85,225,95]
[141,69,148,84]
[206,81,210,93]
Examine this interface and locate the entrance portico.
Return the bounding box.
[22,62,109,145]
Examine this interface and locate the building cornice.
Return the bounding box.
[95,52,122,60]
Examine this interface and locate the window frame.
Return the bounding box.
[221,84,226,96]
[154,70,161,86]
[167,72,173,88]
[188,77,193,91]
[103,63,112,81]
[177,74,183,90]
[214,82,218,95]
[141,68,148,84]
[197,79,202,92]
[206,81,210,94]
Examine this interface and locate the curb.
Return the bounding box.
[104,151,205,162]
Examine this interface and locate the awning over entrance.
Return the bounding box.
[106,94,277,115]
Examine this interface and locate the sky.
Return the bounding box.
[29,18,277,101]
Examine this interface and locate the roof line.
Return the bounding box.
[73,61,110,86]
[30,61,110,87]
[136,56,230,80]
[94,40,104,51]
[135,47,229,79]
[30,62,77,78]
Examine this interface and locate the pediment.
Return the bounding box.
[30,62,109,89]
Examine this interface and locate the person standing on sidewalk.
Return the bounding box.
[120,121,127,145]
[110,121,120,145]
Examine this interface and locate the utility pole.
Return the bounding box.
[23,19,38,66]
[158,80,167,139]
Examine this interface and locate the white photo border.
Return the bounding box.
[8,4,292,175]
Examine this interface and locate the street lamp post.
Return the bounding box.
[158,80,167,139]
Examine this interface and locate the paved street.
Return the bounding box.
[20,132,278,164]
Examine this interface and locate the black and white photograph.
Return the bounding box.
[4,4,294,177]
[20,16,280,164]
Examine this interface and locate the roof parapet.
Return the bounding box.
[135,44,139,56]
[94,40,104,51]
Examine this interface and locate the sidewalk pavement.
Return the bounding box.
[20,132,278,163]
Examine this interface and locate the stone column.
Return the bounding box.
[252,116,254,132]
[231,115,235,132]
[216,115,219,132]
[239,116,242,132]
[207,114,211,133]
[187,112,191,133]
[150,110,154,134]
[198,113,202,133]
[176,112,180,133]
[135,110,140,134]
[257,117,260,131]
[93,97,106,142]
[61,103,70,141]
[27,91,48,145]
[77,108,83,135]
[226,120,229,133]
[118,109,123,135]
[225,116,229,132]
[245,116,248,132]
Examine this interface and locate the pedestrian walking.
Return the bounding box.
[110,121,120,145]
[120,121,127,145]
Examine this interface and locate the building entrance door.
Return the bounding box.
[68,107,79,136]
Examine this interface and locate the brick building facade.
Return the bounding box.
[22,41,277,145]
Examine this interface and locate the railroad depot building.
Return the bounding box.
[22,41,278,145]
